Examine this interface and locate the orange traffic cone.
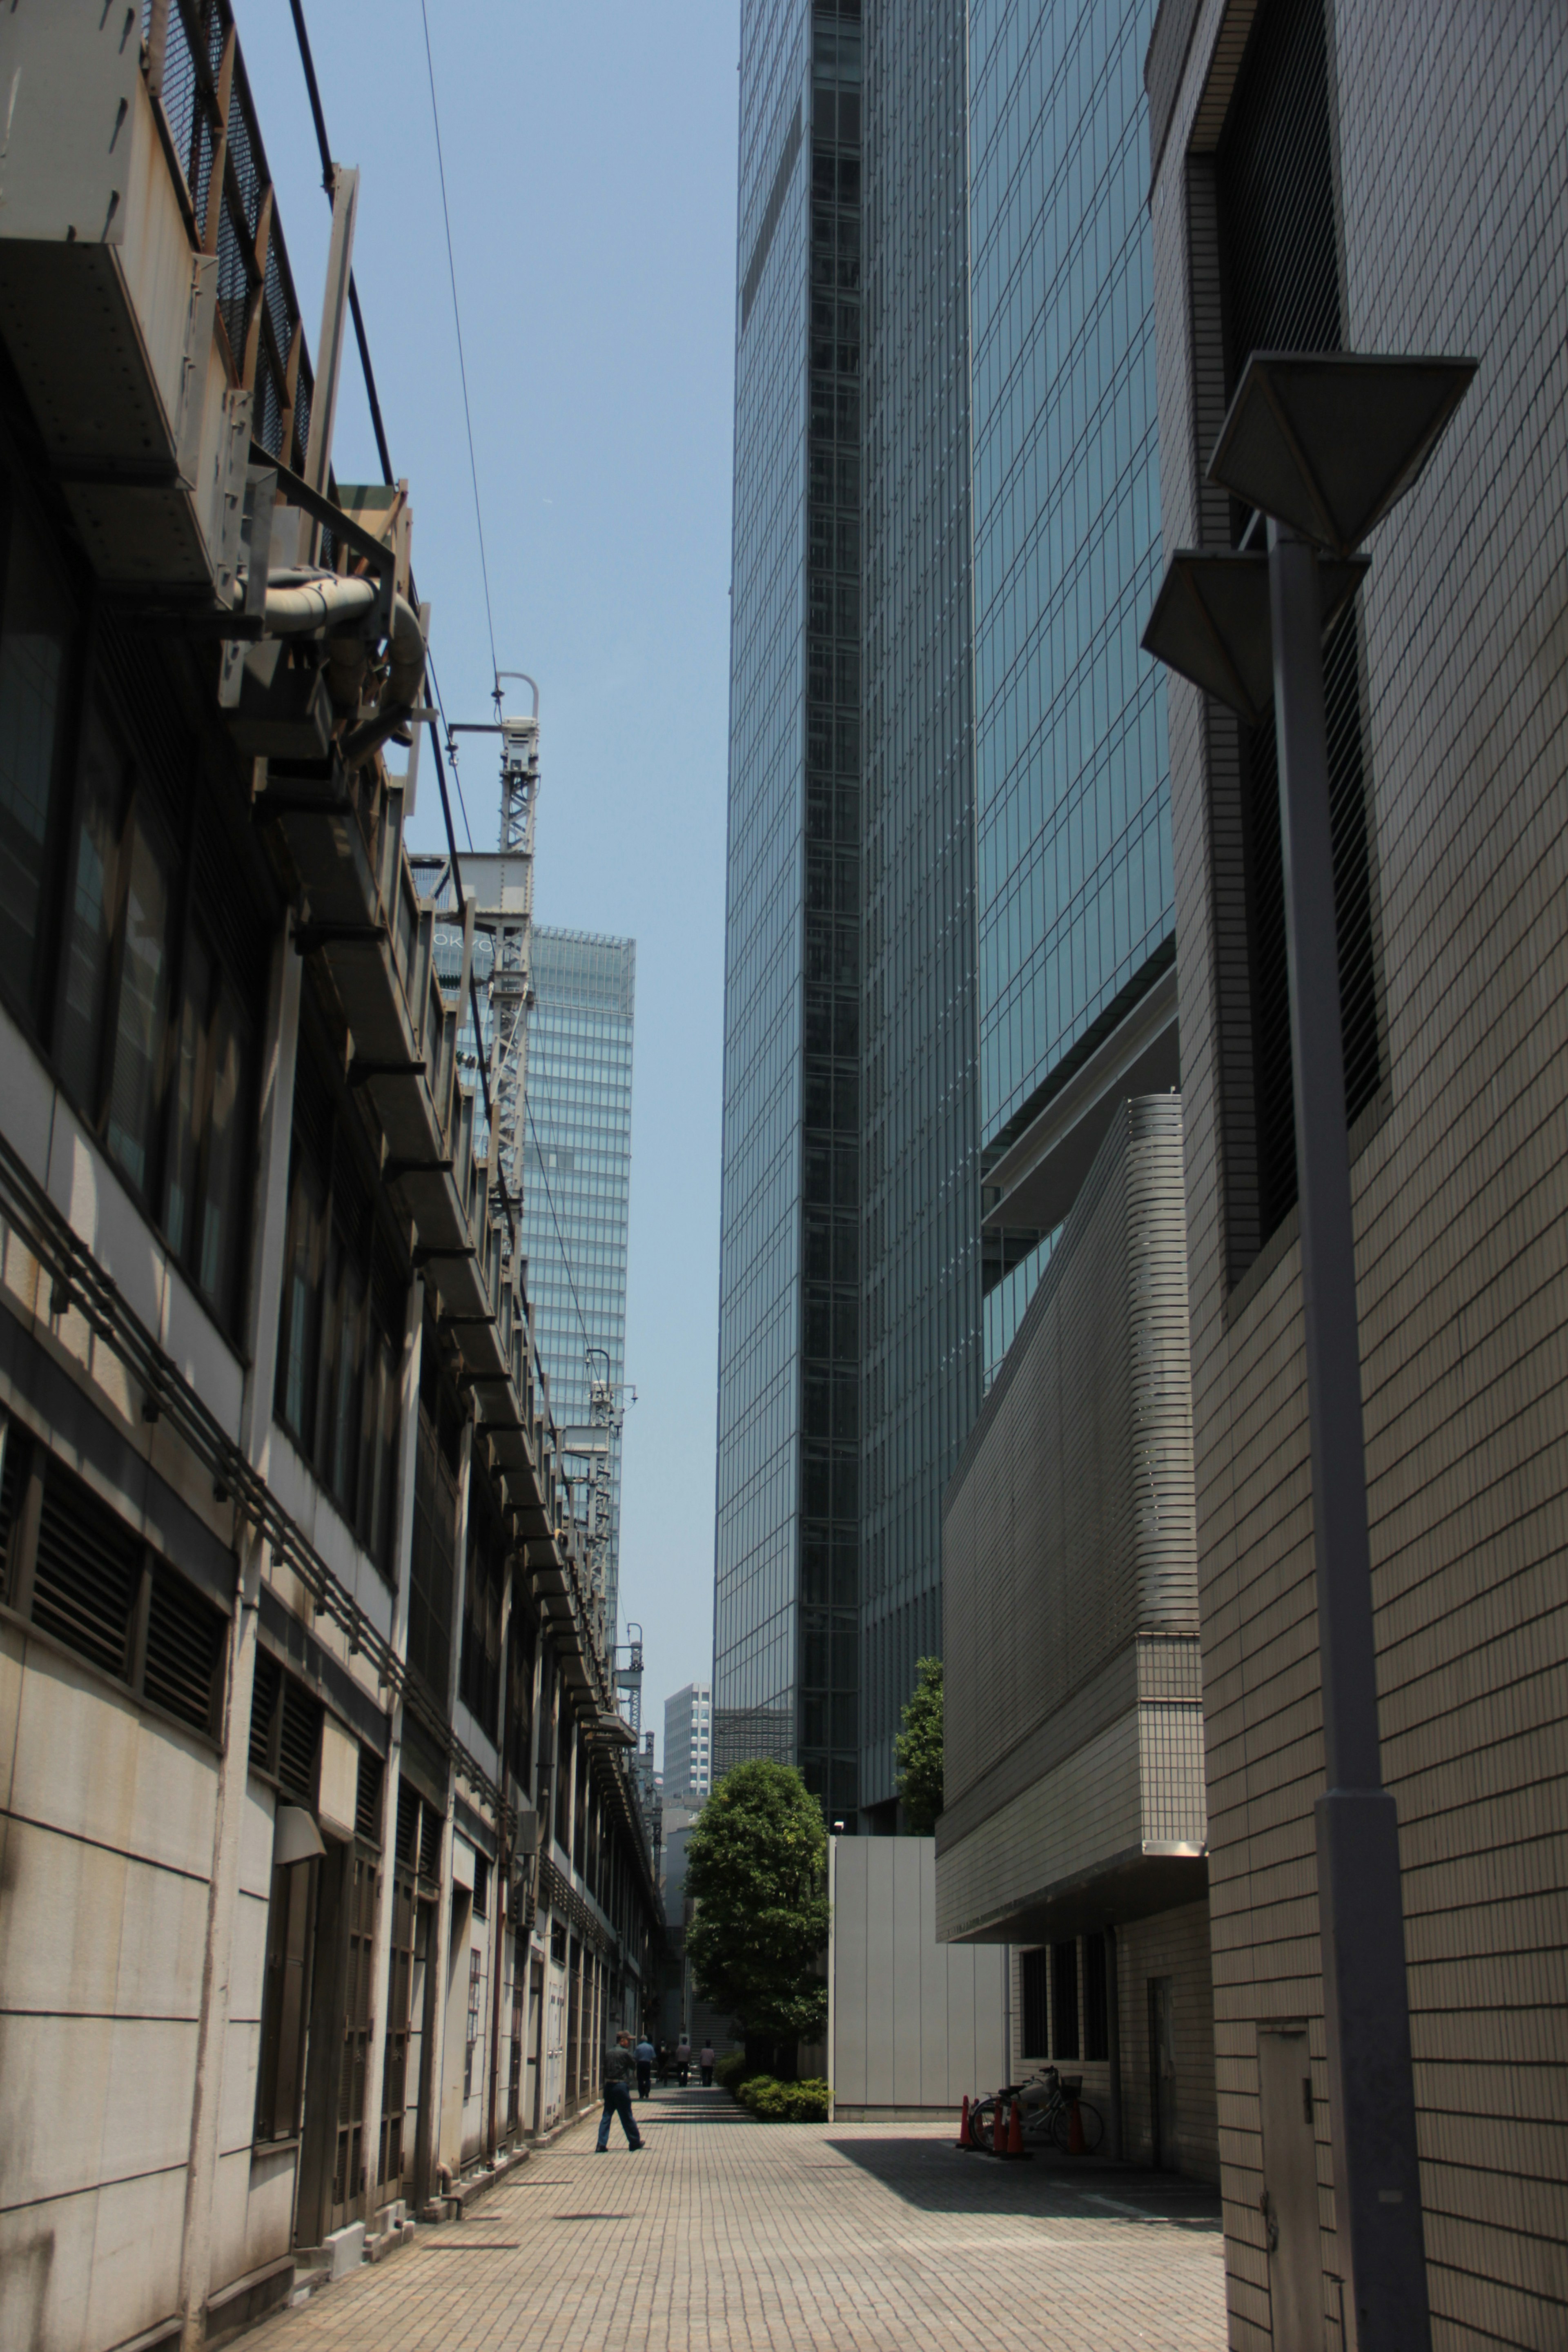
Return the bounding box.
[1006,2096,1025,2158]
[957,2094,971,2150]
[1067,2093,1086,2156]
[993,2091,1007,2155]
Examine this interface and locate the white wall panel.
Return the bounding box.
[830,1837,1007,2112]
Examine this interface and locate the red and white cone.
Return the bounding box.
[956,2094,971,2150]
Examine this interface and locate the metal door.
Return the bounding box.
[1257,2026,1322,2351]
[330,1847,378,2230]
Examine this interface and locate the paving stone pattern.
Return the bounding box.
[243,2089,1224,2351]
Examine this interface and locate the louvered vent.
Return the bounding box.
[277,1674,322,1804]
[395,1776,421,1871]
[417,1797,443,1885]
[250,1648,282,1774]
[143,1566,225,1734]
[0,1425,26,1602]
[31,1461,141,1680]
[1217,0,1380,1244]
[356,1746,385,1845]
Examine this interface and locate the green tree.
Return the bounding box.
[895,1655,944,1832]
[685,1760,829,2072]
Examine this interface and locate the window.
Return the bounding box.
[254,1852,314,2143]
[459,1487,503,1737]
[0,467,265,1330]
[273,1038,403,1570]
[1083,1931,1109,2062]
[0,1421,226,1737]
[1052,1940,1080,2062]
[1020,1947,1050,2060]
[464,1946,483,2098]
[406,1395,458,1697]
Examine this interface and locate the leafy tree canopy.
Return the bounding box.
[895,1655,944,1833]
[684,1760,829,2044]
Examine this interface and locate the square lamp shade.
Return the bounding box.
[1207,352,1477,557]
[1140,548,1368,726]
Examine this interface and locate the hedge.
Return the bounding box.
[733,2074,831,2123]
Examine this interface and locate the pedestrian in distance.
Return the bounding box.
[596,2030,645,2152]
[656,2040,671,2086]
[676,2032,692,2086]
[699,2041,716,2086]
[635,2030,656,2100]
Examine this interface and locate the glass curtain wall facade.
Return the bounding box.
[968,0,1172,1373]
[521,929,635,1632]
[858,0,981,1818]
[713,0,863,1821]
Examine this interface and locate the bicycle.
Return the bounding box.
[966,2066,1105,2154]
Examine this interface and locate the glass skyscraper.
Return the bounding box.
[714,0,864,1816]
[714,0,983,1825]
[858,0,980,1820]
[969,0,1174,1372]
[521,929,636,1633]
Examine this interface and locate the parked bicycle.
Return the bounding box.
[966,2066,1105,2154]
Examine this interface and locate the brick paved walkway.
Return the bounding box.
[243,2086,1225,2351]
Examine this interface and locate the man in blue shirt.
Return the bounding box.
[635,2032,656,2100]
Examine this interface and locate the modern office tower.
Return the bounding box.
[713,0,864,1815]
[664,1682,713,1803]
[857,0,982,1823]
[520,928,636,1633]
[969,0,1176,1374]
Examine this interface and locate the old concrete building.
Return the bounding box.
[938,1098,1217,2179]
[1145,0,1568,2340]
[0,7,658,2348]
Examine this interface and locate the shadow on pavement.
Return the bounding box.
[823,2134,1222,2225]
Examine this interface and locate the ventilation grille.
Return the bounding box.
[356,1746,385,1845]
[144,1566,224,1734]
[395,1776,421,1871]
[0,1425,25,1602]
[250,1648,282,1775]
[31,1461,141,1680]
[277,1675,322,1806]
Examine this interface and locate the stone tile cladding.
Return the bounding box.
[1149,2,1568,2345]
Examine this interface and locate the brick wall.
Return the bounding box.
[1149,1,1568,2344]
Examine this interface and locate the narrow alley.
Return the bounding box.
[241,2085,1225,2352]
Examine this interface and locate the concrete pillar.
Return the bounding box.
[178,916,300,2348]
[356,1270,424,2221]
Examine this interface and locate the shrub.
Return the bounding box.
[734,2073,831,2123]
[715,2051,751,2091]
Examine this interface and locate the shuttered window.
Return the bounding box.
[1214,0,1381,1254]
[31,1457,142,1679]
[355,1746,384,1846]
[144,1561,224,1735]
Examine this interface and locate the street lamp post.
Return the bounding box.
[1144,352,1476,2352]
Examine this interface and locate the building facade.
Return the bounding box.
[715,0,987,1826]
[0,12,658,2347]
[664,1679,713,1804]
[1146,0,1568,2339]
[857,0,982,1822]
[937,1098,1216,2180]
[713,0,863,1812]
[968,0,1176,1371]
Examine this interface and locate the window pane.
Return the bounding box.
[328,1241,365,1508]
[198,970,249,1318]
[57,703,127,1108]
[165,928,212,1262]
[280,1149,325,1440]
[0,511,73,1016]
[104,807,173,1192]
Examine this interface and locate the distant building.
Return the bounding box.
[663,1682,713,1803]
[520,928,636,1633]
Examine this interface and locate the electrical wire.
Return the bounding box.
[424,649,476,853]
[419,0,501,686]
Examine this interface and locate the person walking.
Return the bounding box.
[676,2033,692,2087]
[596,2030,645,2152]
[656,2040,671,2086]
[635,2031,656,2101]
[699,2042,716,2087]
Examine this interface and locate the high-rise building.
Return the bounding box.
[969,0,1176,1372]
[858,0,981,1820]
[520,929,636,1633]
[664,1682,713,1804]
[713,0,864,1811]
[714,0,984,1826]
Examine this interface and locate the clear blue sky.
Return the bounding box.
[232,1,741,1764]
